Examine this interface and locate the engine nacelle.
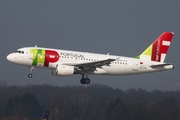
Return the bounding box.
[52,65,74,76]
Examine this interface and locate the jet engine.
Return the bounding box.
[52,65,75,76]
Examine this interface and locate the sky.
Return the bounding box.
[1,1,180,91]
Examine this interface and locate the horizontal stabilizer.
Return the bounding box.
[150,63,173,68]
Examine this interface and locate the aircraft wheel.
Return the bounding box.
[85,78,90,84]
[28,74,33,78]
[80,78,85,84]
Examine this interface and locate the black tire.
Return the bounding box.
[80,78,85,84]
[28,74,33,78]
[85,78,90,84]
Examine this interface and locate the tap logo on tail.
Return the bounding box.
[137,32,174,62]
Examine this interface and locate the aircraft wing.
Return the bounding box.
[63,58,117,69]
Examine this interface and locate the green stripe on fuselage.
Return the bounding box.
[30,49,45,66]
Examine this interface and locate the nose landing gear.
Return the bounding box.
[28,67,34,78]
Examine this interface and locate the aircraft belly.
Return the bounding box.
[102,65,133,75]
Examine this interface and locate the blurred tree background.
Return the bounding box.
[0,81,180,120]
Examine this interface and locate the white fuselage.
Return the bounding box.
[7,47,174,76]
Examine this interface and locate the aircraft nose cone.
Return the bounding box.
[7,54,14,62]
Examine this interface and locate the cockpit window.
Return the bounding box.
[15,50,24,54]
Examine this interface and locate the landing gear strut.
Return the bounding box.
[80,74,90,84]
[28,67,34,78]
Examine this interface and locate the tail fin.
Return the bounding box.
[136,32,174,62]
[41,110,50,120]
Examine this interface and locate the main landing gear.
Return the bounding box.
[28,67,34,78]
[27,67,91,84]
[80,74,90,84]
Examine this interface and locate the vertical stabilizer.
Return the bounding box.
[41,110,50,120]
[137,32,174,62]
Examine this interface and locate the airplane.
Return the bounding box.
[41,110,50,120]
[7,32,174,84]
